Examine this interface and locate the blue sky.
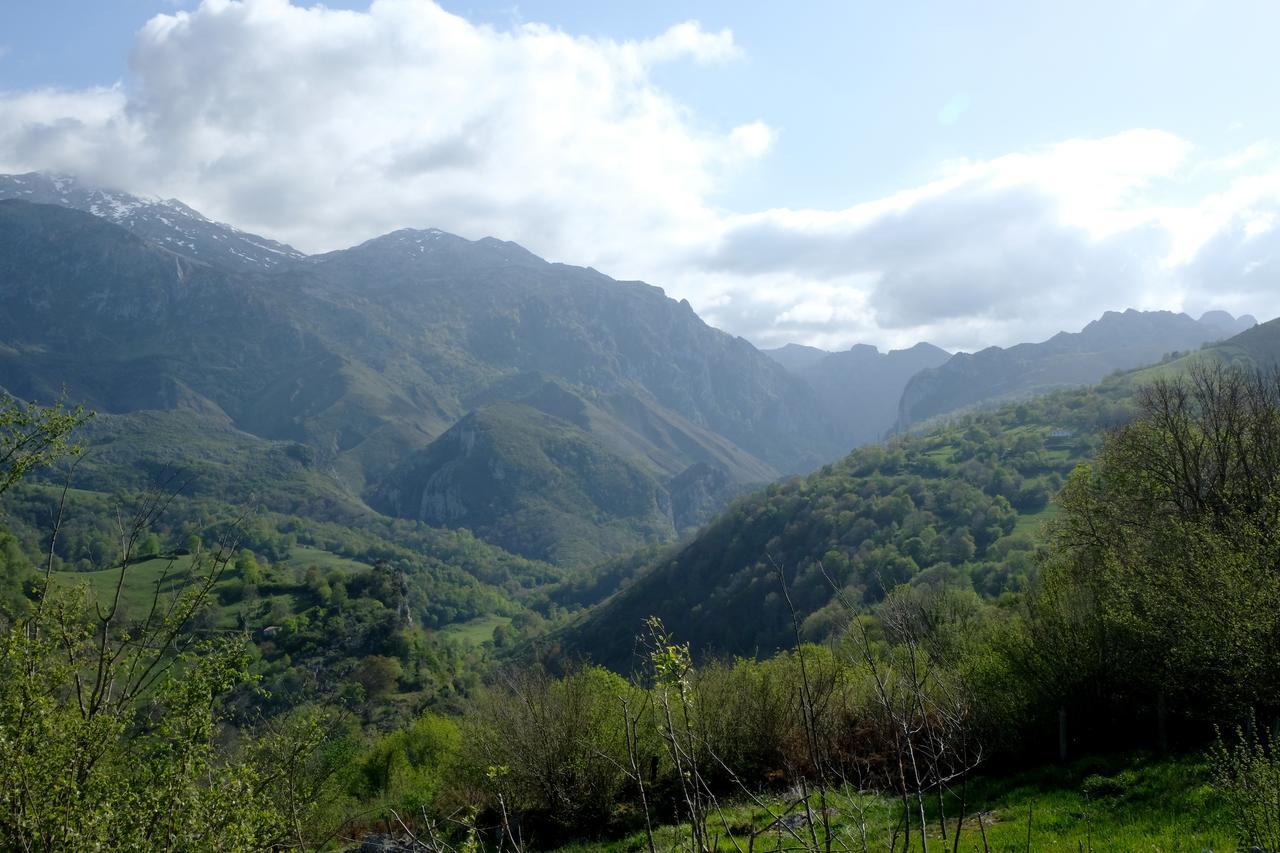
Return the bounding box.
[1,1,1278,350]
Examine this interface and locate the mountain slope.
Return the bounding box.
[372,401,677,567]
[896,309,1254,430]
[555,318,1280,669]
[768,342,951,446]
[373,380,760,565]
[552,381,1132,670]
[467,374,775,485]
[0,172,304,273]
[0,186,842,566]
[294,227,842,475]
[1125,315,1280,382]
[0,199,339,424]
[1198,315,1280,366]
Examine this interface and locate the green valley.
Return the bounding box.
[1,171,1278,852]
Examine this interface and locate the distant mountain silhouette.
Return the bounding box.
[896,309,1256,430]
[765,342,951,447]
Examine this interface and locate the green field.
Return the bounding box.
[49,548,363,632]
[51,554,215,616]
[1012,502,1060,536]
[279,545,370,575]
[439,613,512,645]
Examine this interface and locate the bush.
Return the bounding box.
[1210,725,1280,851]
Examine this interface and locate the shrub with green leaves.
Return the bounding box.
[1210,725,1280,851]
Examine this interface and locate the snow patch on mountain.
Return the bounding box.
[0,172,306,274]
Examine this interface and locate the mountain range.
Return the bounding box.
[0,170,1261,573]
[0,173,840,566]
[896,308,1256,430]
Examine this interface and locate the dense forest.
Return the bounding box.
[6,353,1280,850]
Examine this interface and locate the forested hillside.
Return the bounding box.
[373,401,679,566]
[555,316,1280,671]
[554,379,1132,669]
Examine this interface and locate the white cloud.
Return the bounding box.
[699,129,1280,350]
[728,121,775,159]
[0,0,1278,353]
[634,20,741,65]
[0,0,751,272]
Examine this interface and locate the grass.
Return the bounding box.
[279,545,370,575]
[51,554,212,617]
[49,546,369,631]
[1011,503,1060,537]
[550,753,1234,852]
[439,613,511,645]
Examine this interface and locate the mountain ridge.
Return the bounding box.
[895,308,1255,431]
[0,177,839,565]
[0,172,305,273]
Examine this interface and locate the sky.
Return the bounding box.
[1,0,1278,352]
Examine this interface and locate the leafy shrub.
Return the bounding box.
[1210,725,1280,851]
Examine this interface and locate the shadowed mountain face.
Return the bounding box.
[0,199,335,424]
[896,309,1257,431]
[766,342,951,447]
[1198,309,1258,339]
[289,226,843,477]
[370,401,677,566]
[0,175,845,564]
[370,379,762,566]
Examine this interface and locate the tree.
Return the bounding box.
[0,530,33,618]
[1043,363,1280,737]
[354,654,403,701]
[0,395,89,495]
[0,403,345,848]
[139,532,163,558]
[236,549,264,585]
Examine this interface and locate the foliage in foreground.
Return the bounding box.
[550,754,1231,852]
